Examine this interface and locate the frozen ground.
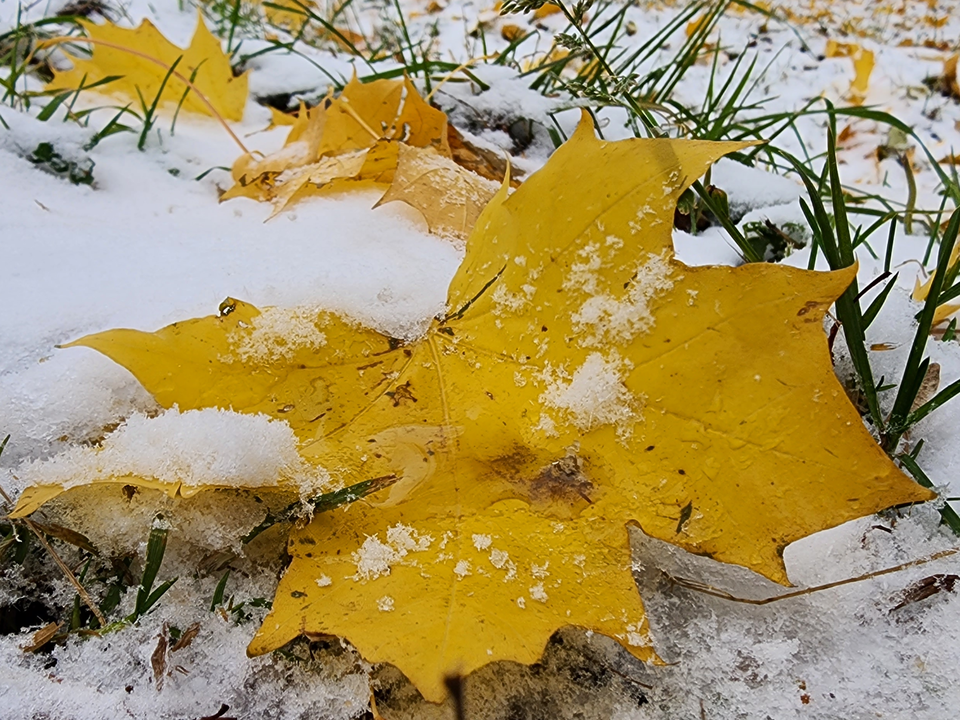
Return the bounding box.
[2,0,960,717]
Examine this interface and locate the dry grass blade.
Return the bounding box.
[171,622,201,652]
[668,548,960,605]
[20,621,62,652]
[0,481,107,628]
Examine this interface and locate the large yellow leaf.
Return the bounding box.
[224,75,449,212]
[49,15,247,122]
[24,115,934,701]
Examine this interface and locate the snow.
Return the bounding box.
[2,0,960,717]
[571,251,675,346]
[540,352,636,434]
[351,524,433,581]
[11,408,323,495]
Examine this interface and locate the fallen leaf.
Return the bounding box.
[447,123,521,186]
[913,246,960,326]
[224,75,449,213]
[49,14,247,122]
[825,39,874,103]
[24,114,934,701]
[910,362,941,413]
[257,0,316,30]
[532,3,561,19]
[375,144,501,241]
[501,23,524,41]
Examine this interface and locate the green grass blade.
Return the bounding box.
[898,452,960,536]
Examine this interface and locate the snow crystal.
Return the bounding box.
[540,353,636,434]
[529,583,548,602]
[531,562,550,579]
[489,549,510,569]
[488,548,517,581]
[454,560,472,578]
[472,533,493,551]
[377,596,395,612]
[516,597,527,609]
[316,575,332,587]
[11,408,324,496]
[571,251,674,347]
[352,524,433,581]
[229,306,328,363]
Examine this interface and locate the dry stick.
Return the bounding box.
[0,484,108,628]
[668,547,960,605]
[36,36,251,156]
[336,96,382,142]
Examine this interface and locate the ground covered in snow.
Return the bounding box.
[3,0,960,717]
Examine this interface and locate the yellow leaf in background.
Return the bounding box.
[375,144,500,241]
[224,75,449,213]
[532,3,562,19]
[34,114,935,700]
[685,13,707,37]
[257,0,317,29]
[850,47,875,99]
[501,23,524,41]
[912,241,960,327]
[825,39,874,103]
[49,14,247,122]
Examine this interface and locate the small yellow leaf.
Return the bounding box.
[825,40,874,103]
[375,144,500,241]
[850,48,874,99]
[49,14,247,122]
[501,23,524,42]
[224,77,449,214]
[532,3,562,19]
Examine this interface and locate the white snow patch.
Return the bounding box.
[571,251,674,346]
[540,353,636,434]
[230,306,328,363]
[529,583,548,602]
[472,533,492,551]
[316,575,332,588]
[11,408,323,495]
[351,524,433,581]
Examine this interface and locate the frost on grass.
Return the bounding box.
[351,523,434,581]
[12,408,324,495]
[229,305,328,363]
[571,251,674,347]
[539,352,636,436]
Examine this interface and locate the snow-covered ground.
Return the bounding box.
[2,0,960,717]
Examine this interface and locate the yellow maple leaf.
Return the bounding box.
[48,14,247,122]
[17,115,934,701]
[224,75,449,213]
